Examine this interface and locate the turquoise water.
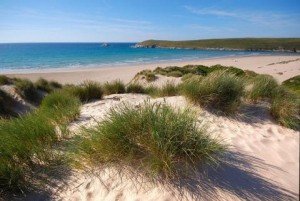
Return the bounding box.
[0,43,291,72]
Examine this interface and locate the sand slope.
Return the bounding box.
[54,94,299,201]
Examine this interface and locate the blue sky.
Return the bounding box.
[0,0,300,42]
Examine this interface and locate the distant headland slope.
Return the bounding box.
[137,38,300,52]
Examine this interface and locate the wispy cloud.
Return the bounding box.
[185,6,236,17]
[184,5,300,28]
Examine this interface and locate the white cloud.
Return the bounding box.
[184,5,300,28]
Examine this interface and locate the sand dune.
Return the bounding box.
[53,94,299,201]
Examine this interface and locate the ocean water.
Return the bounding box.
[0,43,289,72]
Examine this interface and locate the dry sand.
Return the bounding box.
[51,94,299,201]
[4,55,300,84]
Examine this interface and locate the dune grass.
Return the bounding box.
[0,89,17,117]
[103,80,126,95]
[182,71,245,114]
[14,79,41,104]
[270,87,300,130]
[126,83,145,93]
[247,74,278,101]
[0,75,12,85]
[282,75,300,95]
[159,81,180,97]
[0,91,80,192]
[76,102,225,179]
[63,81,103,102]
[35,78,62,93]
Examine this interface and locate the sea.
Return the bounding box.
[0,43,294,72]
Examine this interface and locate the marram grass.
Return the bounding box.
[182,70,245,114]
[103,80,126,95]
[270,87,300,130]
[0,91,80,192]
[247,74,278,101]
[76,102,225,179]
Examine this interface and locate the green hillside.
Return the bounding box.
[138,38,300,52]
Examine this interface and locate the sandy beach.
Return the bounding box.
[4,55,300,84]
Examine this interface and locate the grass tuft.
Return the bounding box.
[182,71,244,114]
[76,102,225,178]
[126,83,145,93]
[35,78,62,93]
[14,79,40,104]
[0,75,12,85]
[103,80,126,95]
[247,74,278,101]
[282,75,300,95]
[64,81,103,102]
[159,81,180,97]
[0,91,80,192]
[270,87,300,130]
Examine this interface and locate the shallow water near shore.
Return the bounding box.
[0,43,293,72]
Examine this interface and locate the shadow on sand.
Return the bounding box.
[166,150,298,201]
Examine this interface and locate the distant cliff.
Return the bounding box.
[136,38,300,52]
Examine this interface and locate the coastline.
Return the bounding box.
[3,54,300,84]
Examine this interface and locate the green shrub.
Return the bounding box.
[126,83,145,93]
[76,102,225,178]
[247,74,278,101]
[270,87,300,130]
[0,75,12,85]
[35,78,62,93]
[14,79,40,103]
[103,80,126,95]
[282,75,300,95]
[66,81,103,102]
[182,71,245,113]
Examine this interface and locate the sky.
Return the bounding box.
[0,0,300,42]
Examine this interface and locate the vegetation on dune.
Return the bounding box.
[138,38,300,52]
[76,102,225,178]
[35,78,62,93]
[137,65,249,81]
[0,92,80,192]
[63,81,103,102]
[0,75,12,85]
[182,71,245,114]
[103,80,126,95]
[126,83,145,93]
[14,79,41,104]
[270,87,300,130]
[133,70,157,82]
[159,82,180,97]
[0,89,17,117]
[282,75,300,95]
[247,74,279,101]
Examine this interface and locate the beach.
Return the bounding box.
[5,55,300,84]
[1,54,299,200]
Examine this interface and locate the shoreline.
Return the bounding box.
[1,53,271,74]
[3,55,300,84]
